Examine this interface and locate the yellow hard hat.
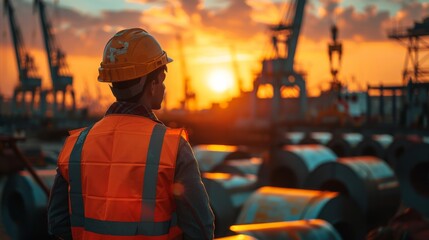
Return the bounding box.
[98,28,172,82]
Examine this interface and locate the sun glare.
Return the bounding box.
[208,69,234,93]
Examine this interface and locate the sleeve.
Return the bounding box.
[174,137,215,240]
[47,168,73,240]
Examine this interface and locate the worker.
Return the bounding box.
[47,28,215,240]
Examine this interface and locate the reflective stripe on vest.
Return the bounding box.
[68,124,177,236]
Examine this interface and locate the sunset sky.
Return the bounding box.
[1,0,428,113]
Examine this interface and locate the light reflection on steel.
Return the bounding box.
[230,219,341,240]
[236,186,365,240]
[193,144,251,172]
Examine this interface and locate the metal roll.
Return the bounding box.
[211,158,263,176]
[236,186,365,240]
[271,144,337,188]
[327,133,363,157]
[193,145,251,172]
[282,132,306,145]
[202,173,259,237]
[396,143,429,218]
[354,134,393,159]
[304,156,400,228]
[1,169,56,240]
[230,219,341,240]
[386,135,424,169]
[299,132,333,145]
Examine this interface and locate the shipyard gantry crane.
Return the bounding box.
[33,0,75,115]
[4,0,42,115]
[254,0,307,121]
[388,17,429,83]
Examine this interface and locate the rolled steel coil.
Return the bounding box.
[271,144,337,188]
[354,134,393,159]
[211,158,263,176]
[386,135,425,169]
[236,186,365,240]
[304,156,400,228]
[282,132,306,145]
[299,132,333,145]
[202,173,259,237]
[327,133,363,157]
[230,219,341,240]
[1,169,56,240]
[396,143,429,218]
[193,145,251,172]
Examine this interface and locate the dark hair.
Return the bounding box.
[112,65,167,102]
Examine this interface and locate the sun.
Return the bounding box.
[207,69,234,93]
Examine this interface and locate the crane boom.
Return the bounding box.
[33,0,75,114]
[4,0,41,89]
[4,0,42,115]
[285,0,305,72]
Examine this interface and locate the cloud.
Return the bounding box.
[199,0,265,40]
[302,0,429,42]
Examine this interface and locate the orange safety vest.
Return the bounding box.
[57,115,187,240]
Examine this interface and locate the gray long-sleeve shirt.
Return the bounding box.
[47,102,215,239]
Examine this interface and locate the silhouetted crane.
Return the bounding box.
[33,0,75,116]
[4,0,42,115]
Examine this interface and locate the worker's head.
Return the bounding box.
[98,28,172,109]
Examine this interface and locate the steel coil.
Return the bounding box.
[194,145,251,172]
[236,186,365,240]
[1,169,56,240]
[282,132,306,145]
[327,133,363,157]
[230,219,341,240]
[202,173,259,237]
[299,132,333,145]
[211,158,263,176]
[386,135,425,169]
[304,156,400,228]
[396,143,429,218]
[271,145,337,188]
[354,134,393,159]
